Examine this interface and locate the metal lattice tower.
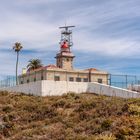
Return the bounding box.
[59,25,75,49]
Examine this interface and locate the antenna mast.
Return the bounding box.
[59,25,75,48]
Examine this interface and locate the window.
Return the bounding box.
[41,76,44,80]
[34,78,36,82]
[83,78,88,82]
[55,76,60,81]
[69,77,74,82]
[98,79,102,83]
[76,77,81,82]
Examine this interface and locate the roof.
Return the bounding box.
[26,64,60,74]
[85,68,99,71]
[20,66,108,77]
[56,52,75,58]
[45,64,58,69]
[84,68,108,74]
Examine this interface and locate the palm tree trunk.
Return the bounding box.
[16,51,19,85]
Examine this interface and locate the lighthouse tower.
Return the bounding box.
[55,26,75,70]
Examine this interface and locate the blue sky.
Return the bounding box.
[0,0,140,78]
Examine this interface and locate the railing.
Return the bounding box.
[0,74,140,91]
[108,74,140,89]
[0,76,16,88]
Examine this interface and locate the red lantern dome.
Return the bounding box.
[61,41,68,48]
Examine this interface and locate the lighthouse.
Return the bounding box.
[55,26,75,70]
[18,25,108,88]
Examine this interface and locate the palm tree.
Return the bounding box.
[13,42,23,85]
[27,59,43,71]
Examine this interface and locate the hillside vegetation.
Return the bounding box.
[0,91,140,140]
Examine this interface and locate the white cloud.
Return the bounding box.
[0,0,140,77]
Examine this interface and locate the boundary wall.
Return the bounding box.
[1,80,140,98]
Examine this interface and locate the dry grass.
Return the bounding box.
[0,91,140,140]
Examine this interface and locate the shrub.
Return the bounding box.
[0,91,139,139]
[76,101,96,112]
[121,104,129,112]
[129,104,140,116]
[101,119,112,130]
[0,91,9,96]
[97,134,116,140]
[53,99,66,108]
[23,104,37,112]
[2,105,13,113]
[119,127,134,135]
[79,111,92,121]
[115,133,126,140]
